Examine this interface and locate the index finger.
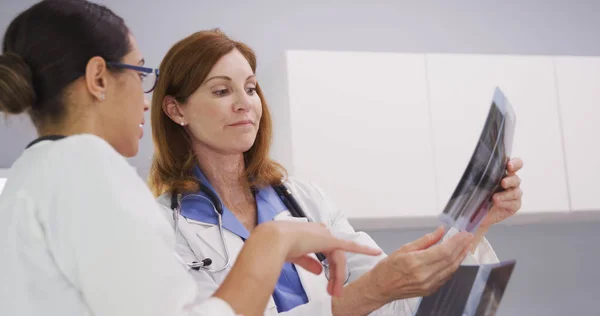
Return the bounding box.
[329,239,382,257]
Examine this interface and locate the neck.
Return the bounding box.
[194,144,248,195]
[193,143,258,232]
[37,106,100,139]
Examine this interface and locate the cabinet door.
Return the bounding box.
[554,57,600,211]
[426,54,569,214]
[285,50,438,219]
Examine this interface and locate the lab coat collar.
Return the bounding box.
[180,166,250,239]
[256,185,288,224]
[182,166,288,239]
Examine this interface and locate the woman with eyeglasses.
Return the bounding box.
[0,1,381,316]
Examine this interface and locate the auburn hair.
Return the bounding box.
[148,29,286,197]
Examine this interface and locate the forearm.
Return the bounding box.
[331,270,385,316]
[213,225,287,316]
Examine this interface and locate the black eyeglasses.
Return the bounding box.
[106,62,160,93]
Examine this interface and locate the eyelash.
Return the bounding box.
[213,87,257,97]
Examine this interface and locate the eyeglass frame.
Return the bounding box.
[106,62,160,94]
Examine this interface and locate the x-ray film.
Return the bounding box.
[415,260,516,316]
[438,87,516,233]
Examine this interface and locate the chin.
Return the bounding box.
[120,141,139,158]
[209,136,257,155]
[223,142,254,155]
[232,136,257,152]
[241,140,257,153]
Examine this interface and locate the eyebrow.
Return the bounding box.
[204,74,256,84]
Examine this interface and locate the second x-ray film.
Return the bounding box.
[439,87,516,232]
[415,260,517,316]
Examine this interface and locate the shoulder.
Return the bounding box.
[156,192,172,208]
[38,133,143,196]
[49,134,124,165]
[42,134,138,191]
[10,134,130,199]
[283,177,337,223]
[284,176,328,201]
[25,134,130,179]
[48,135,173,239]
[155,192,175,223]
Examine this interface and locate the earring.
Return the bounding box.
[180,121,185,126]
[100,93,105,101]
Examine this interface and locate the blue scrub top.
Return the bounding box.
[179,166,309,312]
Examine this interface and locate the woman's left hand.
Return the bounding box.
[479,157,524,229]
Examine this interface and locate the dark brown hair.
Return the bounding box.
[148,29,286,197]
[0,0,130,128]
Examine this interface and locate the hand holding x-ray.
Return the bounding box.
[439,87,517,233]
[478,157,523,230]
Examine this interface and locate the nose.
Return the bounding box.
[143,98,150,112]
[233,90,251,112]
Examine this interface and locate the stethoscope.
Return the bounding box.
[171,183,350,284]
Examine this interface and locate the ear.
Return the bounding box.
[84,56,109,102]
[163,96,186,126]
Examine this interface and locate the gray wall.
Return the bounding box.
[1,1,599,315]
[369,221,600,315]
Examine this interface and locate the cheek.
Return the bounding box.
[253,97,263,119]
[187,102,225,136]
[116,76,143,107]
[124,89,144,122]
[116,79,145,137]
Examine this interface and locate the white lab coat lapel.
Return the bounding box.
[273,211,330,303]
[175,215,244,272]
[174,213,279,315]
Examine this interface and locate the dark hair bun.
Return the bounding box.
[0,53,36,115]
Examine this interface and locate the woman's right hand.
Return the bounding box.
[257,221,382,297]
[365,226,473,303]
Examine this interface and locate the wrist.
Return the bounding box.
[332,269,388,316]
[361,268,390,307]
[353,264,390,307]
[254,222,292,258]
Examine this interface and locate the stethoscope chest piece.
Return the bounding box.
[172,192,231,273]
[323,261,351,285]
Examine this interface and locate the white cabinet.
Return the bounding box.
[554,57,600,211]
[425,54,570,214]
[284,50,438,220]
[272,50,597,229]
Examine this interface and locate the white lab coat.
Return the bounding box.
[0,135,235,316]
[157,177,499,316]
